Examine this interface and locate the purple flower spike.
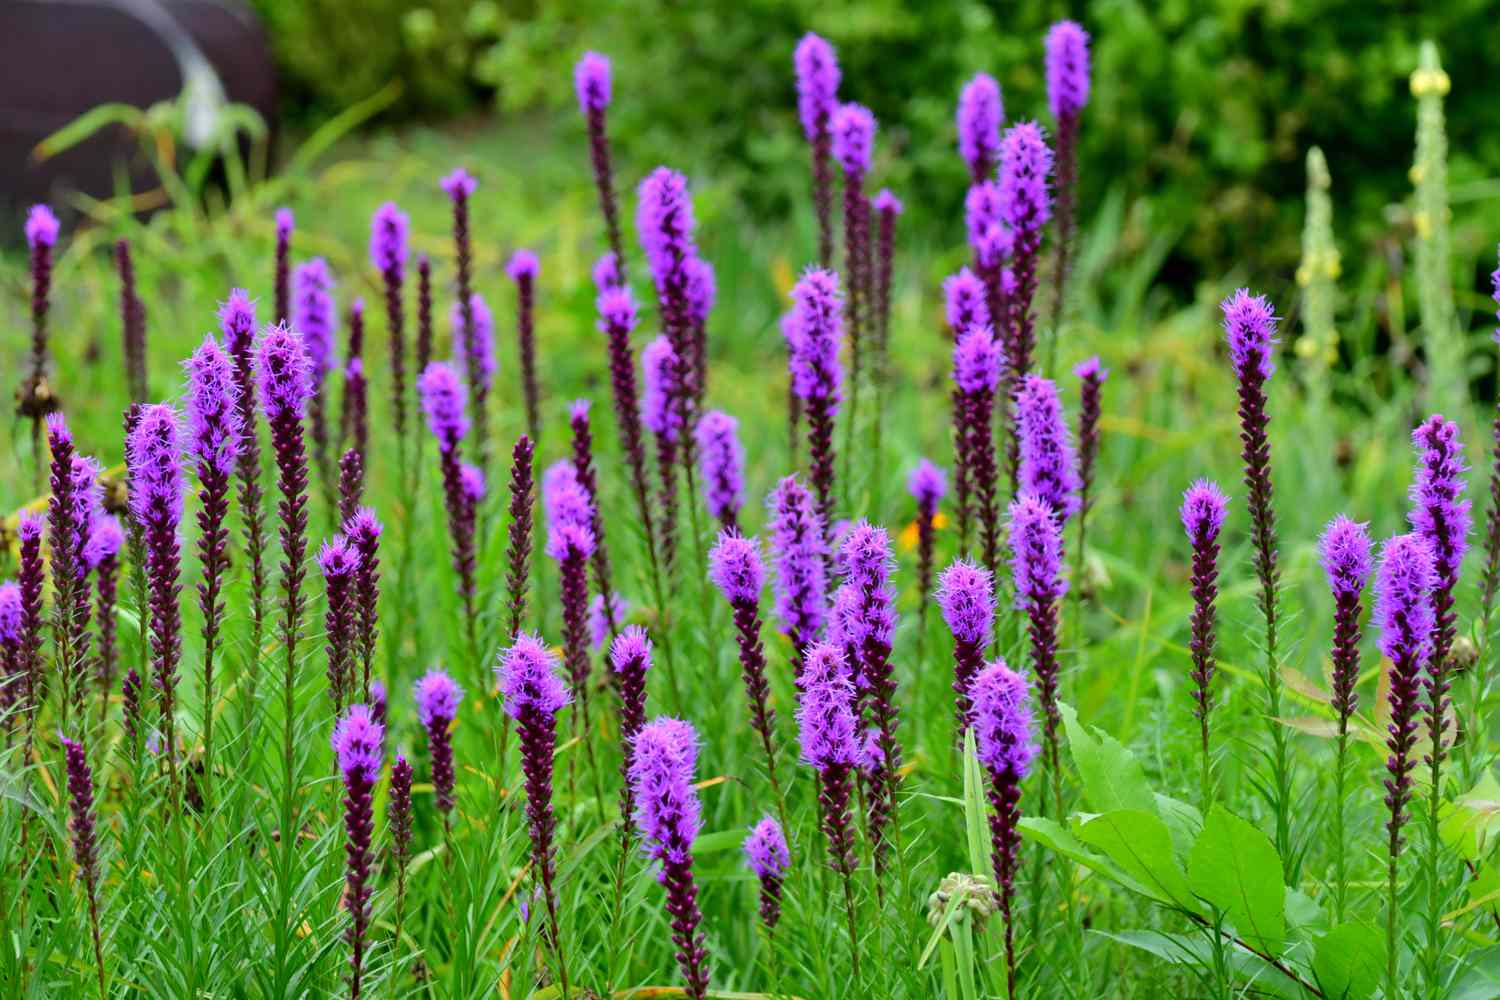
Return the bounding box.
[831,103,875,179]
[797,672,863,974]
[945,268,992,336]
[597,284,658,569]
[969,659,1036,996]
[128,404,187,768]
[258,323,314,421]
[332,703,383,1000]
[294,258,337,383]
[273,209,293,323]
[568,398,621,644]
[369,201,409,280]
[696,409,745,532]
[938,559,995,734]
[451,292,496,392]
[594,254,624,295]
[953,327,1003,394]
[441,167,477,201]
[1017,375,1082,522]
[611,625,652,748]
[1376,531,1435,960]
[220,291,267,661]
[25,204,59,248]
[45,415,94,723]
[787,269,844,537]
[642,335,683,441]
[1181,479,1228,803]
[1046,20,1092,120]
[505,436,536,639]
[320,536,358,713]
[590,593,628,650]
[1073,357,1108,550]
[710,532,765,605]
[550,517,597,770]
[1008,494,1066,808]
[630,717,711,999]
[744,815,790,931]
[575,50,611,112]
[1224,289,1280,381]
[0,583,23,712]
[418,362,469,452]
[414,669,462,814]
[498,633,572,987]
[998,122,1054,386]
[186,334,243,780]
[909,459,947,511]
[388,752,414,948]
[61,733,107,990]
[343,507,382,701]
[1321,516,1371,731]
[13,515,45,724]
[958,73,1004,182]
[505,250,541,443]
[370,202,410,442]
[767,475,828,667]
[795,32,841,269]
[951,327,1002,567]
[909,459,947,628]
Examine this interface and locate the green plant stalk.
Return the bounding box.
[1411,41,1459,409]
[1423,746,1447,997]
[1296,147,1339,404]
[1387,845,1401,1000]
[1332,724,1350,923]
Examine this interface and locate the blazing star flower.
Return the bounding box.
[1045,20,1092,120]
[831,103,875,178]
[294,258,337,384]
[332,702,383,997]
[414,669,462,814]
[938,559,994,733]
[1320,515,1372,725]
[957,73,1004,180]
[944,268,992,335]
[575,50,612,112]
[418,361,469,452]
[767,476,828,660]
[1016,375,1082,521]
[696,409,745,530]
[744,815,790,931]
[794,33,840,142]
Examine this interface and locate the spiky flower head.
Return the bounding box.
[767,475,828,641]
[1375,533,1436,664]
[944,267,992,334]
[127,403,186,528]
[574,50,612,112]
[546,521,596,563]
[874,189,904,216]
[611,624,653,676]
[460,462,485,506]
[275,208,294,240]
[451,291,496,386]
[294,258,337,381]
[636,167,697,285]
[641,334,682,438]
[937,560,995,646]
[257,322,313,421]
[598,285,636,336]
[184,335,243,478]
[83,514,124,571]
[25,204,59,248]
[999,122,1054,235]
[594,254,625,296]
[541,460,591,533]
[1016,375,1082,519]
[1008,495,1067,605]
[506,249,539,281]
[218,289,257,358]
[369,201,410,278]
[957,73,1004,177]
[1073,355,1108,382]
[1408,414,1471,576]
[630,717,703,859]
[1221,288,1279,382]
[441,168,478,201]
[744,816,791,879]
[413,669,463,729]
[417,361,469,451]
[696,409,745,519]
[964,181,1005,244]
[786,268,844,402]
[319,534,358,580]
[685,255,716,326]
[953,326,1003,394]
[794,33,841,141]
[908,460,948,509]
[970,659,1038,775]
[831,103,875,177]
[709,531,765,605]
[1321,516,1373,599]
[798,672,859,768]
[331,703,384,785]
[498,632,570,717]
[0,582,20,645]
[1180,480,1228,543]
[1045,20,1092,119]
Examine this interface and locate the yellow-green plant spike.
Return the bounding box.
[1411,41,1459,408]
[1296,146,1339,401]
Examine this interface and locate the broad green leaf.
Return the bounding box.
[1284,887,1329,946]
[1154,793,1203,861]
[1078,810,1197,911]
[1312,923,1383,1000]
[1187,804,1285,954]
[1018,816,1150,898]
[1441,771,1500,862]
[1453,944,1500,1000]
[1092,930,1305,999]
[1060,702,1155,816]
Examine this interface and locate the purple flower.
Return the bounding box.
[767,475,828,658]
[642,335,682,439]
[831,103,875,178]
[709,532,765,605]
[786,268,845,403]
[874,189,903,216]
[908,460,947,511]
[575,50,612,112]
[630,717,712,997]
[542,461,591,534]
[331,702,384,786]
[1180,479,1228,542]
[320,535,358,711]
[1010,494,1067,608]
[460,462,485,506]
[218,288,258,362]
[505,436,536,639]
[971,661,1038,776]
[590,592,628,650]
[294,258,337,383]
[418,361,469,452]
[344,507,382,701]
[798,673,859,768]
[1409,414,1471,592]
[594,253,624,295]
[369,201,409,280]
[944,268,992,335]
[441,168,477,201]
[0,582,22,709]
[1045,21,1092,120]
[794,33,840,142]
[1375,532,1437,674]
[1321,515,1372,725]
[958,73,1004,180]
[744,815,790,931]
[685,255,716,327]
[332,702,383,997]
[1000,122,1054,235]
[184,335,243,479]
[696,409,745,528]
[610,625,652,737]
[414,668,462,813]
[954,327,1003,394]
[505,249,539,282]
[499,633,570,717]
[937,560,994,647]
[25,204,59,249]
[1016,375,1082,521]
[1223,288,1280,382]
[257,322,314,422]
[965,181,1006,249]
[1181,479,1228,798]
[127,404,186,534]
[83,515,124,573]
[636,167,698,292]
[451,292,496,390]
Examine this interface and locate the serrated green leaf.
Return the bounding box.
[1154,793,1203,860]
[1060,702,1155,816]
[1078,810,1197,911]
[1312,923,1383,1000]
[1187,804,1285,954]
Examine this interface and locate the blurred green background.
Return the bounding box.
[251,0,1500,306]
